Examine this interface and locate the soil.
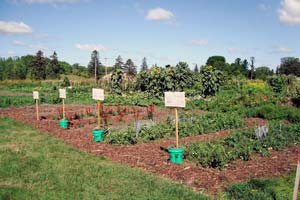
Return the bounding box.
[0,105,298,196]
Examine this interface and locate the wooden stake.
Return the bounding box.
[293,151,300,200]
[97,101,101,129]
[175,108,179,148]
[36,99,39,121]
[62,98,65,120]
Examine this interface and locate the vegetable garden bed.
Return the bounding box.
[0,105,298,196]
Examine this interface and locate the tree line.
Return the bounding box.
[1,49,300,81]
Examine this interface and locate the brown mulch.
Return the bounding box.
[0,105,298,195]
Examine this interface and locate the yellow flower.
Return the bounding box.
[207,65,213,70]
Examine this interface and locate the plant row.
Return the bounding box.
[106,112,244,145]
[185,121,300,169]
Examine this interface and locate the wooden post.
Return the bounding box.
[62,98,65,120]
[293,151,300,200]
[97,101,101,128]
[175,108,179,148]
[36,99,39,121]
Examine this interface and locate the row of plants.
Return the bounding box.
[106,112,244,145]
[185,121,300,169]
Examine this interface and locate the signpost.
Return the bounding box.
[164,92,186,148]
[59,89,66,119]
[59,89,68,129]
[92,88,105,142]
[164,92,185,164]
[33,91,39,120]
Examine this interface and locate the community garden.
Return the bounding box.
[1,66,300,199]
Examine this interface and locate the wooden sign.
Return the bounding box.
[33,91,39,100]
[164,92,186,108]
[92,88,104,101]
[59,89,66,99]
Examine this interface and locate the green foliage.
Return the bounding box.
[33,50,47,80]
[201,65,225,97]
[278,57,300,76]
[249,104,300,123]
[226,174,297,200]
[266,75,287,94]
[206,56,226,71]
[61,77,71,87]
[106,128,137,145]
[110,69,123,95]
[254,66,273,80]
[186,122,300,169]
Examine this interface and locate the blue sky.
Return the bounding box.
[1,0,300,70]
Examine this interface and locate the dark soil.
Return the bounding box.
[0,105,298,195]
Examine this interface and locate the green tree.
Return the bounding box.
[194,64,199,73]
[141,57,148,72]
[278,57,300,76]
[47,51,63,79]
[122,59,137,76]
[114,55,124,70]
[206,56,226,71]
[33,50,46,80]
[88,50,101,83]
[255,66,273,80]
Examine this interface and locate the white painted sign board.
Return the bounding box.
[92,88,104,101]
[164,92,186,108]
[33,91,39,100]
[59,89,66,99]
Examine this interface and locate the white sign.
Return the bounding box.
[92,88,104,101]
[33,91,39,100]
[59,89,66,99]
[164,92,186,108]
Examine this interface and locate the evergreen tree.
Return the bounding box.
[194,64,199,73]
[87,50,101,82]
[47,51,62,79]
[114,55,124,70]
[33,50,46,80]
[141,57,148,71]
[122,59,137,76]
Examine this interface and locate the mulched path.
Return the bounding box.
[0,105,298,195]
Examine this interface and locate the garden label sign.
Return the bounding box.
[33,91,39,120]
[92,88,105,128]
[59,89,66,99]
[59,89,66,119]
[92,88,104,101]
[164,92,186,148]
[164,92,186,108]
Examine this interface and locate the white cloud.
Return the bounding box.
[75,43,107,51]
[145,7,175,21]
[190,39,208,46]
[278,0,300,25]
[0,21,32,34]
[272,47,292,53]
[13,40,48,50]
[7,50,16,55]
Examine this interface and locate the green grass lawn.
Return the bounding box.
[0,117,209,200]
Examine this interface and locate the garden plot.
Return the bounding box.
[0,105,299,195]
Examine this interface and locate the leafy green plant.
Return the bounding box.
[201,65,225,97]
[110,69,123,95]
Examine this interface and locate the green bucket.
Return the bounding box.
[59,119,69,129]
[168,147,184,164]
[93,129,105,142]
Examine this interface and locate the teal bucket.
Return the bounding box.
[168,147,184,164]
[93,129,105,142]
[59,119,69,129]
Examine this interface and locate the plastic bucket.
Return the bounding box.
[93,129,105,142]
[168,147,184,164]
[59,119,69,129]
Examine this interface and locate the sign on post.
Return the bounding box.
[164,92,186,149]
[59,89,66,99]
[33,91,39,99]
[92,88,104,101]
[164,92,186,108]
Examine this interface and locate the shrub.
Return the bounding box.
[201,65,225,97]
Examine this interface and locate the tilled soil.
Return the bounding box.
[0,105,298,195]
